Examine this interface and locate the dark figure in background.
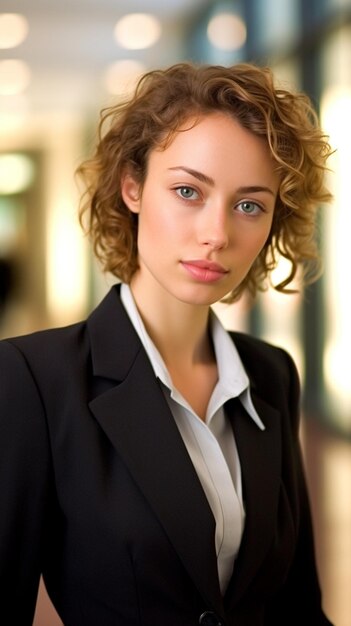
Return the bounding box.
[0,256,14,315]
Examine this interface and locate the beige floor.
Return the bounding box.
[33,418,351,626]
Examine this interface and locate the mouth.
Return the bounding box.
[181,260,228,283]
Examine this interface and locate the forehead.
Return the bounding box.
[160,112,223,144]
[150,112,275,172]
[154,112,269,152]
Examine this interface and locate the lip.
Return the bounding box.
[181,259,228,283]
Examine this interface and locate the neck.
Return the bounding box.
[128,279,214,367]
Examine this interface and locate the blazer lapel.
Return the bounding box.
[224,393,282,609]
[87,286,224,614]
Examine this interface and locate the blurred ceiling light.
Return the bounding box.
[0,153,36,195]
[207,13,246,51]
[114,13,161,50]
[0,59,31,95]
[0,13,29,49]
[103,59,145,95]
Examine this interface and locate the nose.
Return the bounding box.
[198,203,229,250]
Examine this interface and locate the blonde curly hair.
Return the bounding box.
[77,62,333,302]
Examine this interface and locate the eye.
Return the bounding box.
[236,200,263,216]
[175,186,199,200]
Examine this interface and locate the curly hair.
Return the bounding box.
[77,62,333,302]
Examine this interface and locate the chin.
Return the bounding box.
[176,286,231,307]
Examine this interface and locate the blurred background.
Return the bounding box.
[0,0,350,624]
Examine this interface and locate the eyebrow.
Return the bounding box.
[168,166,215,186]
[168,166,276,196]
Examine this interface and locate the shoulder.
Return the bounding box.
[0,285,128,386]
[1,320,86,357]
[0,321,94,427]
[229,332,302,434]
[230,330,292,360]
[229,330,300,392]
[0,320,89,383]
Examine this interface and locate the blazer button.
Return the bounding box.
[199,610,224,626]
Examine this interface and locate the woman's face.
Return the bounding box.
[122,112,279,307]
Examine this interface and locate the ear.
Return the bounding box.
[121,173,141,214]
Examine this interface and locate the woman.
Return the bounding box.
[0,63,333,625]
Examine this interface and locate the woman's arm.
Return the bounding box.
[0,340,52,625]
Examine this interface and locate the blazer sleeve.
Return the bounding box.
[0,340,52,625]
[265,347,333,626]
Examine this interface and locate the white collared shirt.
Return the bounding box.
[120,283,265,594]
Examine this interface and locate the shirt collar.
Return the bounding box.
[120,283,264,430]
[120,283,173,386]
[209,311,264,430]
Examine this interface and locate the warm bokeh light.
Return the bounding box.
[0,59,31,95]
[321,86,351,426]
[103,59,145,95]
[47,203,87,320]
[207,13,246,51]
[258,255,303,382]
[114,13,161,50]
[0,13,29,49]
[0,94,29,134]
[0,153,35,195]
[44,117,89,325]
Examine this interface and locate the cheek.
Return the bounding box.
[239,224,272,259]
[136,209,174,256]
[139,204,184,244]
[257,226,272,250]
[256,216,274,247]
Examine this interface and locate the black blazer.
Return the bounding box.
[0,285,332,626]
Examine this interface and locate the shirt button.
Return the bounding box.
[199,610,224,626]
